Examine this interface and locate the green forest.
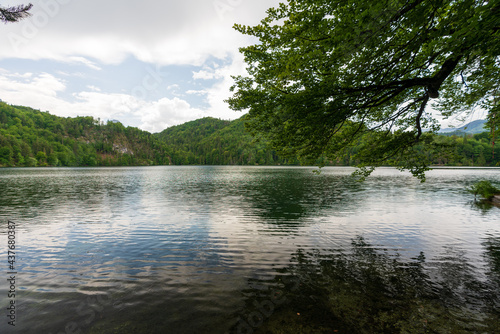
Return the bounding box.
[0,101,499,168]
[0,102,171,167]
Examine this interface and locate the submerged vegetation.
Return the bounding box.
[0,101,499,168]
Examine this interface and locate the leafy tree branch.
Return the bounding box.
[227,0,500,179]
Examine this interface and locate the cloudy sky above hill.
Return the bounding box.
[0,0,280,132]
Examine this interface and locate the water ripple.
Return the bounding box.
[0,166,499,333]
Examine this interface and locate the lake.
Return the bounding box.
[0,166,499,333]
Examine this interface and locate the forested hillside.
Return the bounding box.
[156,117,296,165]
[425,132,499,166]
[0,102,171,167]
[0,102,499,168]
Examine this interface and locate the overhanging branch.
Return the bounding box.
[342,54,464,99]
[0,3,32,23]
[415,95,430,140]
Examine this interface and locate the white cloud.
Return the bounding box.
[0,0,281,130]
[0,70,204,132]
[0,0,280,66]
[193,69,224,80]
[6,72,34,79]
[138,97,205,133]
[186,90,207,96]
[166,84,180,91]
[86,85,101,92]
[201,53,249,120]
[0,72,66,102]
[66,57,102,71]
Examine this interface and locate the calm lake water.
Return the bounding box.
[0,166,499,333]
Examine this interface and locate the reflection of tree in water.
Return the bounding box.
[484,236,500,289]
[241,171,362,224]
[469,199,500,215]
[230,237,500,333]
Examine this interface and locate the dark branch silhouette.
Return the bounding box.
[0,3,33,23]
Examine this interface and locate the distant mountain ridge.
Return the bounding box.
[439,119,487,135]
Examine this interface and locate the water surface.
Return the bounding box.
[0,166,499,333]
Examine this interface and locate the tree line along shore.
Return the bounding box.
[0,102,499,168]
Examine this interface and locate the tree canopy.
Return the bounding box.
[0,3,32,23]
[227,0,500,179]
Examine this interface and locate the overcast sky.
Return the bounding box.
[0,0,281,132]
